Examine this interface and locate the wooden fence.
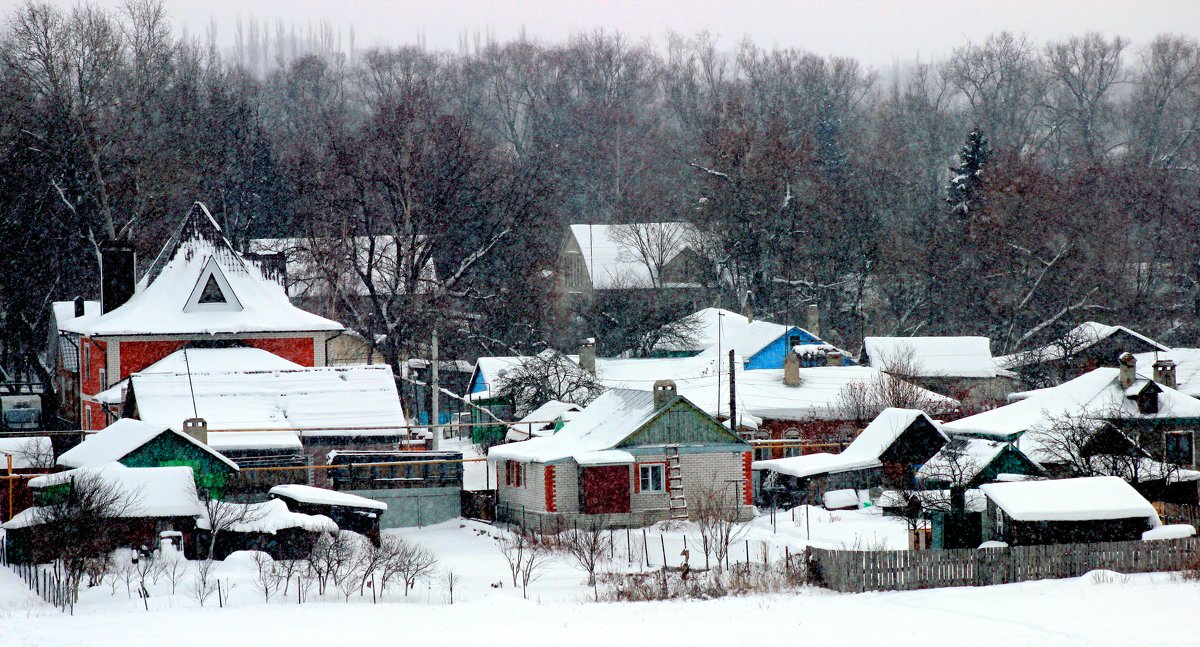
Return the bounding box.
[809,537,1200,593]
[1156,502,1200,528]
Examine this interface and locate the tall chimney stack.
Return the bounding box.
[182,417,208,445]
[579,338,596,375]
[653,380,677,409]
[783,350,800,387]
[1153,358,1177,390]
[101,244,136,314]
[1118,352,1136,390]
[805,304,820,338]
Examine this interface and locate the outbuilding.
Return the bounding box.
[979,476,1160,545]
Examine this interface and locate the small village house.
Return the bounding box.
[56,418,239,496]
[555,223,714,310]
[489,381,753,528]
[3,462,204,562]
[195,498,338,560]
[941,355,1200,504]
[753,408,947,509]
[0,436,55,523]
[997,322,1168,388]
[861,336,1016,412]
[979,476,1161,545]
[916,437,1044,489]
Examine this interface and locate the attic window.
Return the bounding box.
[1134,388,1159,415]
[184,257,243,313]
[197,275,226,304]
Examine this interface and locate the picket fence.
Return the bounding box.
[809,537,1200,593]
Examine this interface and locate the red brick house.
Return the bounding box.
[58,203,344,430]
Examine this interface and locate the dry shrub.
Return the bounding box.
[598,558,809,602]
[1182,556,1200,582]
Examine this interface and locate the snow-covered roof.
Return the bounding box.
[95,347,305,404]
[490,388,722,464]
[52,300,101,334]
[651,308,751,354]
[863,336,1007,378]
[63,203,343,337]
[248,236,438,299]
[0,436,52,469]
[196,498,338,534]
[877,488,988,513]
[754,408,938,478]
[567,223,699,289]
[506,400,582,441]
[58,418,238,471]
[943,366,1200,453]
[979,476,1160,523]
[127,360,407,438]
[998,322,1169,369]
[24,463,202,520]
[270,484,388,510]
[207,431,303,452]
[1134,348,1200,398]
[916,437,1010,484]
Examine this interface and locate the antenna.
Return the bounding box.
[182,348,199,419]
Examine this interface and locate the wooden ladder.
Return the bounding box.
[665,445,688,520]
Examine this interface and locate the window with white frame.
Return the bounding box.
[783,428,802,458]
[639,464,664,492]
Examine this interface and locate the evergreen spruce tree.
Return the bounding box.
[946,128,990,217]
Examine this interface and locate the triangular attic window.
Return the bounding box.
[198,275,226,304]
[184,257,243,313]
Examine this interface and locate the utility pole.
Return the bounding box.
[431,328,440,451]
[728,349,737,431]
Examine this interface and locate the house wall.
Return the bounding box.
[501,448,753,528]
[745,328,822,370]
[121,434,237,493]
[341,487,460,529]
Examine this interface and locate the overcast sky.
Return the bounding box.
[35,0,1200,69]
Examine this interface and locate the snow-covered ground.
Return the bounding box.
[1,514,1196,646]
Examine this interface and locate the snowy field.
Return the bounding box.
[1,513,1198,646]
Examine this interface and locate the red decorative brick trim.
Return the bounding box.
[742,452,753,505]
[544,465,557,512]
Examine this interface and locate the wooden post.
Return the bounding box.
[643,528,650,565]
[728,349,737,428]
[626,527,632,564]
[660,535,667,567]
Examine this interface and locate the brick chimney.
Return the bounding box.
[784,351,800,387]
[1153,358,1177,390]
[182,417,208,445]
[101,244,136,314]
[653,379,677,409]
[1118,352,1136,390]
[827,351,843,367]
[579,338,596,375]
[805,303,820,338]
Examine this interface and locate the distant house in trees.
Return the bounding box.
[979,476,1161,546]
[861,336,1015,411]
[997,322,1169,388]
[650,307,854,368]
[488,382,753,528]
[753,408,947,508]
[555,223,715,310]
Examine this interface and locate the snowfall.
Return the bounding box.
[1,441,1196,646]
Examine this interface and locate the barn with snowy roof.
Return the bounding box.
[59,202,344,431]
[488,381,752,528]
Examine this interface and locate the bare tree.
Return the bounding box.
[251,551,283,603]
[608,223,694,290]
[495,349,607,418]
[560,516,611,599]
[28,471,140,603]
[498,528,551,599]
[187,559,218,607]
[395,540,439,597]
[838,347,947,424]
[689,475,749,574]
[199,495,268,560]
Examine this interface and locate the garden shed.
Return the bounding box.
[979,476,1160,545]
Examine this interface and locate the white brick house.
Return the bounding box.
[488,382,754,528]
